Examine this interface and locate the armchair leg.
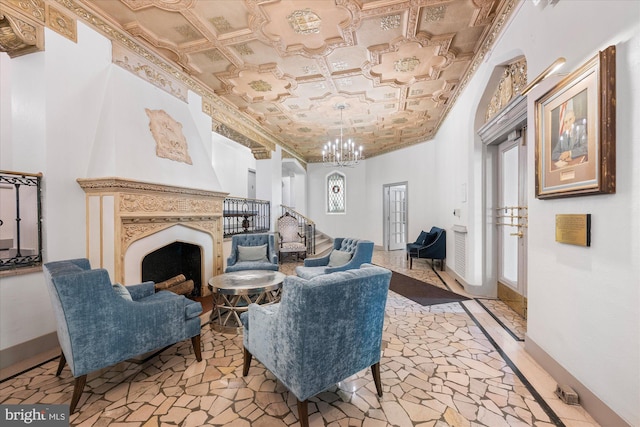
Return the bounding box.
[70,375,87,413]
[56,352,66,376]
[297,399,309,427]
[242,347,253,376]
[371,362,383,397]
[191,335,202,362]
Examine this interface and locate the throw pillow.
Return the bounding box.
[238,244,268,262]
[423,232,437,246]
[328,249,352,267]
[416,230,428,245]
[112,283,133,301]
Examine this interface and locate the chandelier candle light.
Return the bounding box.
[322,105,363,167]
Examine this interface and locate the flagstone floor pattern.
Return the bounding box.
[0,249,598,427]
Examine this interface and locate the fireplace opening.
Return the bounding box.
[142,242,202,297]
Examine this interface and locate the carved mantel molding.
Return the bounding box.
[77,177,228,294]
[0,3,44,58]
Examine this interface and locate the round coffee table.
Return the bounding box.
[208,270,286,333]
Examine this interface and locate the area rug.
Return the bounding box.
[389,271,469,306]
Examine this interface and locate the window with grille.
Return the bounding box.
[327,172,346,213]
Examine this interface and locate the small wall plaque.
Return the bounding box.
[555,214,591,246]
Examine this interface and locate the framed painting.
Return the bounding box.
[535,45,616,199]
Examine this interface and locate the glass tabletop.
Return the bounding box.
[208,270,286,295]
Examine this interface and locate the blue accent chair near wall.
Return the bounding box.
[406,226,446,270]
[225,233,279,272]
[43,258,203,413]
[241,264,392,427]
[294,237,374,279]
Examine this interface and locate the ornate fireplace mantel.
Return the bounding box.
[77,177,227,295]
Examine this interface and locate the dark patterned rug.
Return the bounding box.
[389,271,469,306]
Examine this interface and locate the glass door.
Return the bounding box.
[497,136,528,317]
[384,183,407,251]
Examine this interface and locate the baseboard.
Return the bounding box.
[525,336,631,427]
[0,332,59,372]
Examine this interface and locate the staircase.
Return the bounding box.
[312,229,334,257]
[279,205,334,257]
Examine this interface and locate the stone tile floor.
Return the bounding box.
[0,249,599,426]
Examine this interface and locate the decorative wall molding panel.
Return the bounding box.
[145,108,193,165]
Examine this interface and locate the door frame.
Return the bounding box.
[382,182,408,251]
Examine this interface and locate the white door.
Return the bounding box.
[248,169,256,199]
[497,135,528,313]
[384,183,407,251]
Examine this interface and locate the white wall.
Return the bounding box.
[210,134,255,198]
[306,162,368,239]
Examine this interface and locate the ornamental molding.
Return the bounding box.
[0,4,44,58]
[113,44,188,101]
[485,57,527,122]
[76,177,228,201]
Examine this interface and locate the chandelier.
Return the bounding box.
[322,104,363,167]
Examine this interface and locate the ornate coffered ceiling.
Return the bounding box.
[2,0,517,163]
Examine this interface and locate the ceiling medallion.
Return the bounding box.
[249,80,272,92]
[394,56,420,73]
[287,9,321,35]
[381,15,401,31]
[424,5,447,22]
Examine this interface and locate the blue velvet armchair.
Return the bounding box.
[241,264,392,427]
[406,226,446,270]
[43,258,203,413]
[225,233,279,272]
[294,237,374,279]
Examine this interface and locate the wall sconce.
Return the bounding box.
[520,57,566,96]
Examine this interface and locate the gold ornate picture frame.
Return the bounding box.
[535,46,616,199]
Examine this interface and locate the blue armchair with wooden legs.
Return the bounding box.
[241,264,392,427]
[43,258,203,413]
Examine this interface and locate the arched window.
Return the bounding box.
[327,172,346,214]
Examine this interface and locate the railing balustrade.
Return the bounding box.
[223,197,270,238]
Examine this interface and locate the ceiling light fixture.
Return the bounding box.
[322,104,364,167]
[520,57,566,96]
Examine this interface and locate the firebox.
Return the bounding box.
[142,242,202,297]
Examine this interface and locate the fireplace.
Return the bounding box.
[77,177,227,296]
[142,242,202,297]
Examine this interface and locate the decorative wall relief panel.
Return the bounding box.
[46,4,76,42]
[485,57,527,122]
[145,108,193,165]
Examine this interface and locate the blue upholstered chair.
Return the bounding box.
[294,237,373,279]
[43,258,203,413]
[406,226,446,270]
[225,233,279,273]
[241,264,392,427]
